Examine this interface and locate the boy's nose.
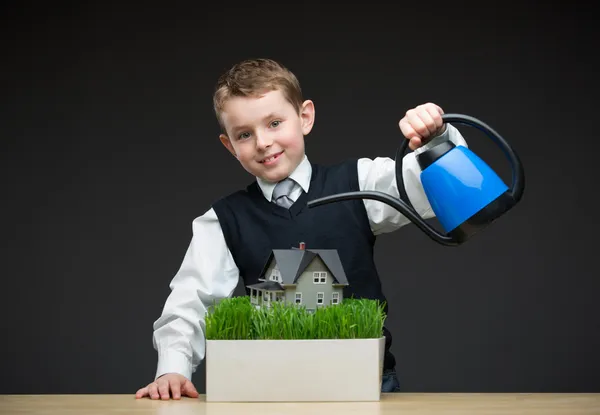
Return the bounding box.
[255,133,273,149]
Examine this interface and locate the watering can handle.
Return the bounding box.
[396,113,525,212]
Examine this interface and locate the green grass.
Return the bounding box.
[205,296,386,340]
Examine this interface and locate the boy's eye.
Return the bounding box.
[239,132,250,139]
[270,120,281,127]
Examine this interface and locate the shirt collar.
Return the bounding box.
[256,154,312,202]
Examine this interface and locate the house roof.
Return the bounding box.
[259,247,349,286]
[247,280,285,291]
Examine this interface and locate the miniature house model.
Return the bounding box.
[247,242,349,311]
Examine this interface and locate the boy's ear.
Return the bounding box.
[219,134,237,158]
[300,100,315,135]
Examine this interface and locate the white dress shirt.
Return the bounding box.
[152,125,468,380]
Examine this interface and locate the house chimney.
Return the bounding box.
[299,242,305,250]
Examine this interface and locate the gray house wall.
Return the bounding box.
[262,260,280,282]
[283,256,344,310]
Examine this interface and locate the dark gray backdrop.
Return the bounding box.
[2,2,598,394]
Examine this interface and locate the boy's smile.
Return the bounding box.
[219,89,315,183]
[259,151,284,165]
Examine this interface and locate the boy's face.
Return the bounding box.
[219,89,315,183]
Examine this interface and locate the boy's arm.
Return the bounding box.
[357,124,468,235]
[151,208,239,380]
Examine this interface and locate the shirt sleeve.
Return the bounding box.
[357,124,468,235]
[152,208,239,380]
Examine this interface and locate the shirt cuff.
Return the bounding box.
[155,350,193,381]
[414,126,451,156]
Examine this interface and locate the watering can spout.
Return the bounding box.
[307,114,525,246]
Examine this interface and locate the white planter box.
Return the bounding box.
[205,336,385,402]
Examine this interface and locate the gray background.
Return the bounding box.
[2,1,598,393]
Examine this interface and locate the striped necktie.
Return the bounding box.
[272,178,296,209]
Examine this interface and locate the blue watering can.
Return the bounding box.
[307,114,525,246]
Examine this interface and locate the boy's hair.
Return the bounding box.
[213,58,303,133]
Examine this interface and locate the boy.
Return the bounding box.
[136,58,467,400]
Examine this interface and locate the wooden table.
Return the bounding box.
[2,393,599,414]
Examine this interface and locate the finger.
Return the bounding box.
[424,105,444,132]
[170,379,182,400]
[399,118,421,150]
[157,379,171,400]
[408,137,421,150]
[416,108,438,136]
[183,380,199,398]
[148,383,160,400]
[420,102,443,114]
[406,110,430,139]
[399,117,420,141]
[135,387,148,399]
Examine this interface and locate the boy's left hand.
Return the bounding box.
[399,103,446,150]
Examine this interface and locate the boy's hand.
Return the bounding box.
[399,103,446,150]
[135,373,199,400]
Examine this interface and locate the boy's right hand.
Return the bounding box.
[135,373,199,400]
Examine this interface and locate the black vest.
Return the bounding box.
[212,159,396,370]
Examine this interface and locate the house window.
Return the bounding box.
[263,291,270,302]
[317,292,324,305]
[313,272,327,284]
[295,292,302,304]
[270,266,281,282]
[332,292,339,305]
